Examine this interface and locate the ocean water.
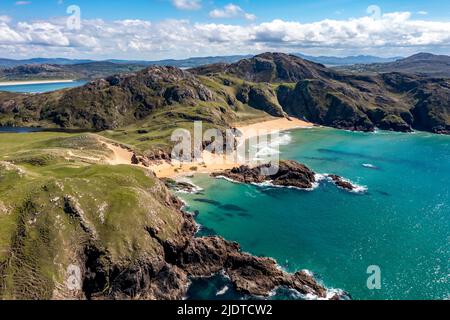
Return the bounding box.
[0,80,86,93]
[0,127,43,133]
[180,128,450,300]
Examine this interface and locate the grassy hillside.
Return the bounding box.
[0,62,146,82]
[1,53,449,145]
[0,132,187,299]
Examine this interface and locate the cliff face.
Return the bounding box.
[0,133,343,300]
[193,53,450,134]
[1,52,449,135]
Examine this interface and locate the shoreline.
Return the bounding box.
[0,79,75,86]
[149,117,313,178]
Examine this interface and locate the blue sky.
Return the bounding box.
[0,0,449,59]
[4,0,449,23]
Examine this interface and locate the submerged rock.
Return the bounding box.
[162,178,201,194]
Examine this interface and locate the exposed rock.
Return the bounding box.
[213,160,364,194]
[63,196,98,239]
[212,160,316,189]
[0,201,8,215]
[131,153,139,165]
[326,175,356,191]
[247,86,287,117]
[147,213,346,299]
[378,115,412,132]
[193,52,336,83]
[1,53,449,135]
[162,178,200,194]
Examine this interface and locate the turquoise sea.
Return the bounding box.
[0,80,86,93]
[181,128,450,300]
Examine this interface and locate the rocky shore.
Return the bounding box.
[212,160,365,193]
[84,189,348,300]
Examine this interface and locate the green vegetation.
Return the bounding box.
[0,132,184,299]
[0,62,147,82]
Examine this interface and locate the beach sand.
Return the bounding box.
[0,80,75,86]
[98,117,313,178]
[149,117,313,178]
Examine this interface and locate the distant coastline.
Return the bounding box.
[0,79,75,86]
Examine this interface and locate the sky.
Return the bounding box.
[0,0,449,60]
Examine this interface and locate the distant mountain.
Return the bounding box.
[0,53,402,75]
[0,55,253,80]
[107,55,253,68]
[0,58,95,68]
[0,62,147,81]
[337,53,450,78]
[0,55,252,69]
[2,52,448,135]
[293,53,402,66]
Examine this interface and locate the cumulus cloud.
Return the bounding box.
[209,4,256,21]
[0,15,12,23]
[0,11,449,59]
[171,0,201,11]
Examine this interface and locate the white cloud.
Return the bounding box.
[209,4,256,21]
[417,11,428,15]
[0,12,449,59]
[0,15,12,23]
[15,1,32,5]
[171,0,201,11]
[0,22,25,44]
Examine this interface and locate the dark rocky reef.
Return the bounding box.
[212,160,316,189]
[212,160,365,193]
[326,175,357,192]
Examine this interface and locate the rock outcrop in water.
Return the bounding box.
[326,175,357,192]
[212,160,316,189]
[213,160,364,193]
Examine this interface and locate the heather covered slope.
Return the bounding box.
[0,66,266,131]
[1,52,449,138]
[193,53,450,134]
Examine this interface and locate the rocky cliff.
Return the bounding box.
[0,133,345,300]
[1,52,449,135]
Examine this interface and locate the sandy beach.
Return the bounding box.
[0,80,75,86]
[99,117,313,178]
[149,117,313,178]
